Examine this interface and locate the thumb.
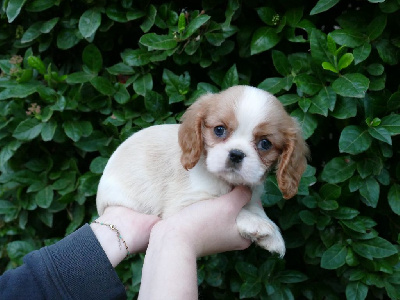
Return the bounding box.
[227,185,252,208]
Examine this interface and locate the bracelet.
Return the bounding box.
[91,220,131,258]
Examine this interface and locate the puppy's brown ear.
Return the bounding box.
[276,118,309,199]
[178,94,212,170]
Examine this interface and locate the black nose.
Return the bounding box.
[229,149,245,163]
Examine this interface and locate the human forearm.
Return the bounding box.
[90,206,160,267]
[0,224,126,299]
[138,223,199,300]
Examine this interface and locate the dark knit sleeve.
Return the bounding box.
[0,224,127,300]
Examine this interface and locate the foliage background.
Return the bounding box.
[1,0,400,298]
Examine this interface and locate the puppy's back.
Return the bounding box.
[96,124,187,216]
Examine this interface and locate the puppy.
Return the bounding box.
[96,85,309,257]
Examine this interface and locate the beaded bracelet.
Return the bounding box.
[92,220,131,258]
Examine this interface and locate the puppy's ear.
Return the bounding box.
[178,94,212,170]
[276,118,309,199]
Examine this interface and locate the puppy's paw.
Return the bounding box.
[237,215,286,257]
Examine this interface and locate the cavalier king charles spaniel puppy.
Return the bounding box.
[96,85,309,257]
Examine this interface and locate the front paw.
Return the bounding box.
[237,216,286,257]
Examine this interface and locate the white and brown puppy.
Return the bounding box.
[96,85,309,257]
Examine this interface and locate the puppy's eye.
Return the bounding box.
[214,126,227,138]
[257,138,272,151]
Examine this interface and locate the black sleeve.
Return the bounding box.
[0,224,127,300]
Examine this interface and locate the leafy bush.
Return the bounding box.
[1,0,400,298]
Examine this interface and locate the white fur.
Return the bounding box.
[96,86,293,257]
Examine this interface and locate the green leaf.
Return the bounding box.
[6,0,27,22]
[309,87,336,116]
[285,7,303,27]
[57,28,81,50]
[321,243,347,269]
[278,94,301,106]
[114,83,130,104]
[310,0,340,15]
[330,29,366,48]
[256,7,277,26]
[79,8,101,38]
[341,217,371,233]
[338,53,354,70]
[40,17,59,33]
[82,44,103,73]
[139,33,177,50]
[346,282,368,300]
[90,76,115,96]
[133,73,153,96]
[13,118,43,141]
[291,109,318,139]
[140,4,157,33]
[320,184,341,200]
[25,0,56,12]
[388,184,400,215]
[0,140,22,167]
[321,157,356,184]
[332,73,369,98]
[63,121,93,142]
[239,281,262,299]
[235,261,258,280]
[66,72,95,84]
[359,177,380,208]
[339,125,372,154]
[106,63,134,75]
[7,241,35,263]
[0,200,19,221]
[90,157,108,174]
[310,29,334,64]
[178,12,185,33]
[272,50,291,76]
[381,114,400,135]
[276,270,308,283]
[329,207,359,220]
[299,210,317,225]
[331,96,357,119]
[21,22,43,43]
[221,64,239,90]
[35,186,54,208]
[144,91,168,118]
[352,237,397,259]
[250,27,280,55]
[121,48,152,66]
[368,127,392,144]
[162,69,190,104]
[294,74,323,96]
[65,204,85,235]
[376,39,399,65]
[41,120,57,141]
[322,61,338,73]
[182,14,211,39]
[0,82,40,100]
[367,14,387,40]
[37,210,53,227]
[353,43,371,64]
[258,77,285,94]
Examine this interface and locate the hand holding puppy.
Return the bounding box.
[139,186,252,300]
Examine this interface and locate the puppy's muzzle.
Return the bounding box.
[229,149,246,164]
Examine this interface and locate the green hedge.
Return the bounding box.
[1,0,400,298]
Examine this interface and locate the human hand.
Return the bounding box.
[91,206,160,267]
[138,186,252,299]
[151,186,252,257]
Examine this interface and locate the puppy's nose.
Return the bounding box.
[229,149,245,163]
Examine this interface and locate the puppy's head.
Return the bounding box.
[178,85,309,199]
